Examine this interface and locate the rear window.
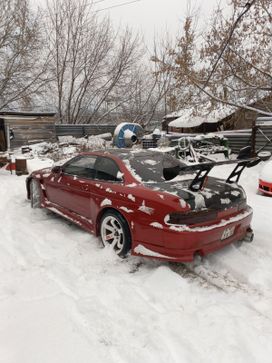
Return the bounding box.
[125,152,183,183]
[95,156,122,182]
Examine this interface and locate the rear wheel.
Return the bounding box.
[30,179,42,208]
[100,210,131,257]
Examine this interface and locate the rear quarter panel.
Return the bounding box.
[96,183,190,247]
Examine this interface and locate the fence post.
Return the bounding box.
[5,123,11,152]
[251,119,256,156]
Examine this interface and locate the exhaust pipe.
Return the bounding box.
[244,227,254,243]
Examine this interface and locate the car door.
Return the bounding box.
[45,155,97,218]
[84,156,124,218]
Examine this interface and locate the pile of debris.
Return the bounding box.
[0,134,110,175]
[27,135,109,161]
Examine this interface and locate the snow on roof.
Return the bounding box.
[168,105,236,128]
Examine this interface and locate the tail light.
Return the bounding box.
[168,209,217,225]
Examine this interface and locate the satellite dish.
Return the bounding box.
[113,122,144,148]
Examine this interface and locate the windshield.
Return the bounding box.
[123,151,184,183]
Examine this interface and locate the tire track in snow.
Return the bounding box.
[169,261,263,297]
[169,261,272,322]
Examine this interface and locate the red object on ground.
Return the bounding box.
[5,162,16,171]
[259,179,272,196]
[26,150,253,262]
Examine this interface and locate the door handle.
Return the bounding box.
[81,185,89,191]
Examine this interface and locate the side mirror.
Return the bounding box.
[52,165,63,174]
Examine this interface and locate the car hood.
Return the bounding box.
[144,176,246,211]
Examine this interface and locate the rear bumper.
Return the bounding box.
[132,207,253,262]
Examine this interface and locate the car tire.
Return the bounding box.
[100,210,131,257]
[30,179,42,208]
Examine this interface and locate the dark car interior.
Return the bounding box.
[63,155,122,182]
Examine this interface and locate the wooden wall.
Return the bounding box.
[3,116,56,149]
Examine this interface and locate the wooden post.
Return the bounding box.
[251,118,256,156]
[5,123,10,152]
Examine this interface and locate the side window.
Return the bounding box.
[95,157,122,182]
[63,156,96,178]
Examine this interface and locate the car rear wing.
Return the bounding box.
[176,157,261,192]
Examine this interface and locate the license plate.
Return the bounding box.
[221,226,235,240]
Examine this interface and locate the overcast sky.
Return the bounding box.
[94,0,230,47]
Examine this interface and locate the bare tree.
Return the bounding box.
[157,0,272,118]
[119,38,173,127]
[0,0,49,111]
[91,35,174,128]
[46,0,144,124]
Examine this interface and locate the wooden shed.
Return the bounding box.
[0,111,56,151]
[163,96,272,134]
[219,96,272,130]
[163,106,233,134]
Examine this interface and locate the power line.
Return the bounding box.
[96,0,141,13]
[93,0,110,5]
[202,0,257,90]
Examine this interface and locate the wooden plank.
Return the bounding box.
[10,137,57,148]
[6,118,55,127]
[13,129,55,135]
[11,124,55,129]
[13,133,55,140]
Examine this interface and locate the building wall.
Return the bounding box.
[222,97,272,130]
[222,110,256,130]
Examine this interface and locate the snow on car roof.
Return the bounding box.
[103,148,169,159]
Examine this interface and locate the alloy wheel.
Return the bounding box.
[101,215,124,253]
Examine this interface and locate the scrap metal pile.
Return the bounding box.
[172,134,229,162]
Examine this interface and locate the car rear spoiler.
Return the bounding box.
[177,157,261,192]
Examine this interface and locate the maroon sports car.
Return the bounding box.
[26,149,254,262]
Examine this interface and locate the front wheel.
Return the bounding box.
[100,210,131,257]
[30,179,42,208]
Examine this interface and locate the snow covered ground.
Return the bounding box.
[1,160,272,363]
